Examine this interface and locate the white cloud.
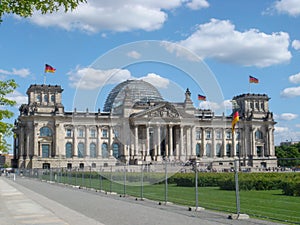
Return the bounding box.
[139,73,170,89]
[7,90,27,107]
[29,0,209,33]
[288,72,300,84]
[275,113,298,121]
[0,68,30,77]
[186,0,209,10]
[281,86,300,97]
[274,0,300,16]
[68,66,131,89]
[274,126,289,133]
[178,18,291,67]
[295,124,300,128]
[198,100,230,112]
[127,51,141,59]
[292,40,300,50]
[274,126,300,145]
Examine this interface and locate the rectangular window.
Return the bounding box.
[206,130,211,139]
[226,131,232,139]
[66,129,72,137]
[78,128,84,137]
[196,129,201,140]
[236,132,240,140]
[114,129,119,138]
[216,130,222,139]
[90,129,96,138]
[102,129,108,138]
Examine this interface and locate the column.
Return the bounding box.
[109,126,113,157]
[146,126,150,161]
[191,126,196,157]
[169,125,173,157]
[73,126,77,157]
[97,126,101,157]
[251,128,256,157]
[33,123,39,157]
[180,126,184,158]
[85,126,89,157]
[221,128,226,157]
[54,123,60,158]
[157,125,161,159]
[134,126,139,157]
[269,128,275,156]
[211,128,215,158]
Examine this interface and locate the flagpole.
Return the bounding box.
[44,73,46,84]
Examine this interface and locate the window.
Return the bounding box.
[257,146,263,156]
[102,129,108,138]
[66,129,72,137]
[102,143,109,158]
[42,144,50,158]
[112,143,119,158]
[78,128,84,137]
[78,142,85,158]
[206,130,211,139]
[51,94,55,102]
[90,143,97,158]
[206,143,211,157]
[40,127,52,137]
[236,143,240,156]
[91,163,96,168]
[216,130,222,139]
[196,143,201,157]
[236,132,240,140]
[65,142,72,158]
[79,163,84,169]
[36,94,41,102]
[226,131,232,139]
[44,94,48,102]
[226,144,231,157]
[216,143,222,157]
[67,163,72,169]
[255,130,263,139]
[114,129,119,138]
[196,129,201,140]
[90,129,96,138]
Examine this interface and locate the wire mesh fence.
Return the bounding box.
[8,158,300,224]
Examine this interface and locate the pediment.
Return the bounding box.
[131,103,180,119]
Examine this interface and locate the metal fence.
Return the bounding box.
[7,158,300,224]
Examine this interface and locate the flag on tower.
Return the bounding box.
[198,94,206,101]
[45,64,56,73]
[232,111,239,133]
[249,75,259,83]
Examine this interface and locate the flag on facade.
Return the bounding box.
[249,75,259,83]
[198,94,206,101]
[231,111,239,132]
[45,64,56,73]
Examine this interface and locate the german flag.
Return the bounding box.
[198,94,206,101]
[231,111,239,133]
[249,75,259,83]
[45,64,56,73]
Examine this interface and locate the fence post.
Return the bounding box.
[195,163,199,209]
[165,162,168,205]
[123,164,126,196]
[234,160,240,215]
[110,165,113,193]
[140,164,144,200]
[99,167,102,191]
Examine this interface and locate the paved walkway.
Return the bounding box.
[0,175,284,225]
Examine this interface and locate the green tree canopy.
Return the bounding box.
[275,143,300,167]
[0,0,86,22]
[0,79,17,152]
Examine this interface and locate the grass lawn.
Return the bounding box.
[43,173,300,224]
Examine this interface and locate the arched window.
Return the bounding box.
[90,143,97,158]
[206,143,211,157]
[78,142,85,158]
[255,130,263,139]
[39,127,52,137]
[112,143,119,158]
[216,143,222,157]
[44,94,48,102]
[65,142,72,158]
[102,143,109,158]
[196,143,201,157]
[36,94,41,102]
[226,144,231,157]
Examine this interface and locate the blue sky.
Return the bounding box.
[1,0,300,147]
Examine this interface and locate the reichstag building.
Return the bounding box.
[12,80,277,169]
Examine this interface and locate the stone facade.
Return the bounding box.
[12,81,277,170]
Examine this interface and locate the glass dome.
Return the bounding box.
[103,80,164,112]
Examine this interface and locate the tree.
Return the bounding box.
[0,0,86,22]
[0,79,17,153]
[276,143,300,167]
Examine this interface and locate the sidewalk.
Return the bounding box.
[0,176,103,225]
